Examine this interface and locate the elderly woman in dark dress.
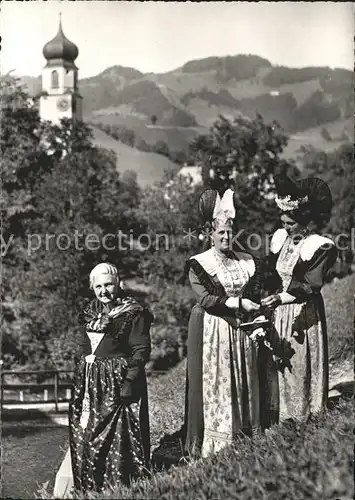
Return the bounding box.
[261,174,337,423]
[183,189,268,458]
[54,263,152,496]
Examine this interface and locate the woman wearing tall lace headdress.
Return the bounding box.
[261,174,337,423]
[183,188,267,458]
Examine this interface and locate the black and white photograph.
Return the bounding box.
[1,1,354,499]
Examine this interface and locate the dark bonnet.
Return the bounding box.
[274,173,333,228]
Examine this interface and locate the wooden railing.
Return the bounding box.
[1,368,171,412]
[1,370,74,412]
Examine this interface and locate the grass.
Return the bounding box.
[89,114,204,151]
[90,126,180,186]
[95,400,353,500]
[90,112,351,170]
[3,275,353,499]
[281,118,352,162]
[323,274,354,372]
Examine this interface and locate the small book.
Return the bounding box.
[240,320,270,328]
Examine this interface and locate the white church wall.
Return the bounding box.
[42,67,66,95]
[63,69,75,89]
[39,95,73,125]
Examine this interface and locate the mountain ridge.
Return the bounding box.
[20,53,352,134]
[20,54,352,176]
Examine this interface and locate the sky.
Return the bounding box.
[1,1,353,78]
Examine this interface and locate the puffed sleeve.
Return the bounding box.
[189,262,229,314]
[126,309,152,379]
[279,244,337,304]
[242,256,261,302]
[261,252,282,296]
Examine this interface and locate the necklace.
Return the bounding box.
[212,247,230,262]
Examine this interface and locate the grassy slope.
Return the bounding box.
[105,400,353,500]
[89,115,204,152]
[281,118,352,161]
[151,69,322,106]
[90,114,351,166]
[323,274,354,372]
[91,126,180,186]
[87,65,351,160]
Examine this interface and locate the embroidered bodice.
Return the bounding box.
[212,248,250,297]
[276,236,307,291]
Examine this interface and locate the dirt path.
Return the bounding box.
[2,417,68,499]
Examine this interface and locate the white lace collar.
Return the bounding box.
[190,248,256,277]
[270,228,335,262]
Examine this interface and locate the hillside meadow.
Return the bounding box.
[90,116,351,184]
[90,114,204,153]
[91,126,180,185]
[281,118,352,161]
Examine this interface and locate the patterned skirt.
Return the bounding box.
[184,304,260,458]
[68,356,150,493]
[271,294,328,422]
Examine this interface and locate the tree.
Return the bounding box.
[300,143,353,236]
[153,140,170,158]
[1,76,141,371]
[188,114,292,242]
[133,171,204,282]
[1,74,53,369]
[297,143,354,276]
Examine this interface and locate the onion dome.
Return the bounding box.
[43,16,78,64]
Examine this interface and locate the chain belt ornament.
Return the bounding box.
[276,236,306,292]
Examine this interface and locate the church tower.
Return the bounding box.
[39,15,82,124]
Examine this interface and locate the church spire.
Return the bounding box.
[42,14,79,65]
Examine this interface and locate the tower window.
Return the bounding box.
[51,70,59,89]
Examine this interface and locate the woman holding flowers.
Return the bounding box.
[261,174,337,423]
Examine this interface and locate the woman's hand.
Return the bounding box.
[249,327,266,342]
[241,298,260,312]
[225,297,240,310]
[120,381,134,406]
[261,295,282,309]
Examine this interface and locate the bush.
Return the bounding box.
[149,325,181,371]
[147,283,196,369]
